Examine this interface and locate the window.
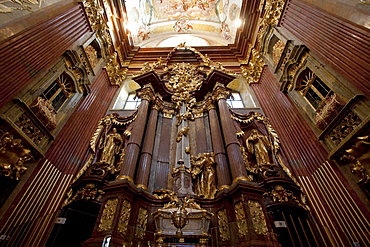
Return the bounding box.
[226,92,244,108]
[300,70,332,109]
[124,93,141,109]
[42,72,74,111]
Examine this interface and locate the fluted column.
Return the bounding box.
[207,101,232,189]
[135,98,161,189]
[118,87,154,182]
[213,86,249,183]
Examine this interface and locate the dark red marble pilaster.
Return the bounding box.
[208,107,232,188]
[135,106,159,189]
[217,96,249,183]
[118,99,150,181]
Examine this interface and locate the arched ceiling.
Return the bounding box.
[124,0,243,48]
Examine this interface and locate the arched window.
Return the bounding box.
[42,72,75,111]
[299,69,332,109]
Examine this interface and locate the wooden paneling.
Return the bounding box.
[46,69,118,175]
[280,0,370,97]
[0,70,117,246]
[0,3,91,109]
[252,67,327,176]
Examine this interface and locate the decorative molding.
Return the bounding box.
[0,130,33,180]
[234,202,248,238]
[98,198,119,232]
[217,209,230,241]
[248,200,268,235]
[135,207,148,239]
[117,200,132,235]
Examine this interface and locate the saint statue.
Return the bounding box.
[246,129,272,166]
[190,153,217,199]
[99,128,123,166]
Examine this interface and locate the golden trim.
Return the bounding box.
[218,185,230,190]
[117,175,134,182]
[136,184,148,190]
[232,176,249,184]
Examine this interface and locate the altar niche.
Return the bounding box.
[75,44,317,247]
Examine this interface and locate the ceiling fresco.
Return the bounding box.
[124,0,243,47]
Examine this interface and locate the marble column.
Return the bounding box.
[213,86,249,183]
[118,87,154,182]
[135,99,161,189]
[207,102,232,189]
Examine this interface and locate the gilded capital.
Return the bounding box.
[137,87,156,102]
[151,97,163,111]
[212,86,231,101]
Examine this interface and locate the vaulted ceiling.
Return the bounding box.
[124,0,243,48]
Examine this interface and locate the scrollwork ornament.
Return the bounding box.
[241,49,265,84]
[152,97,163,111]
[105,53,127,86]
[340,135,370,184]
[98,198,119,232]
[118,200,132,234]
[217,209,231,241]
[212,86,231,101]
[135,207,148,239]
[234,202,248,238]
[0,131,33,180]
[137,87,156,102]
[248,200,268,235]
[264,185,293,203]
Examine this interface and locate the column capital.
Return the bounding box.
[137,87,156,102]
[212,86,232,101]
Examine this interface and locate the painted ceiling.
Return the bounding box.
[124,0,243,48]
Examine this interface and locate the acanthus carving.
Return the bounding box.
[15,112,45,146]
[248,200,268,235]
[329,111,362,146]
[257,0,286,45]
[0,131,33,180]
[105,53,128,86]
[241,49,265,84]
[0,0,38,13]
[217,209,230,241]
[234,202,248,238]
[98,198,118,232]
[136,87,156,102]
[263,185,309,209]
[339,136,370,184]
[65,183,103,205]
[190,152,217,199]
[212,86,231,101]
[117,200,132,235]
[135,207,148,239]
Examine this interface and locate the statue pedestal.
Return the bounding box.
[172,164,194,197]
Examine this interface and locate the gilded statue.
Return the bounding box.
[246,129,272,166]
[190,153,217,199]
[99,128,123,166]
[0,131,32,180]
